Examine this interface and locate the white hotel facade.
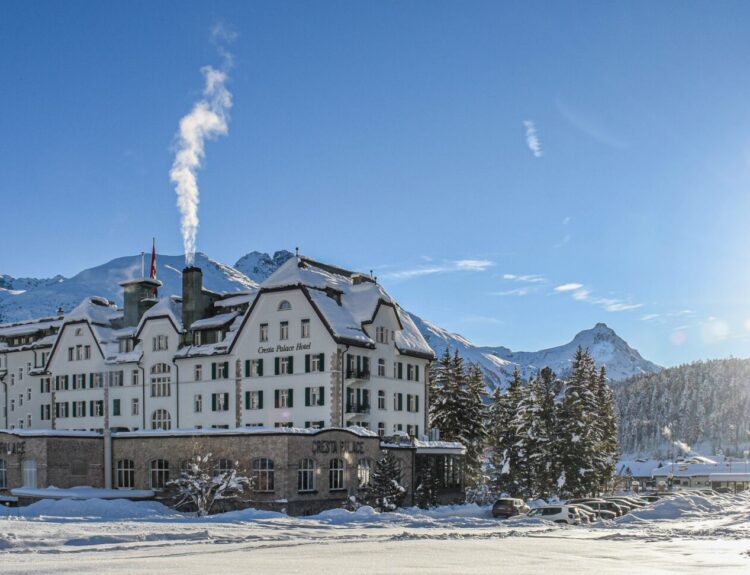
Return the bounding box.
[0,256,434,438]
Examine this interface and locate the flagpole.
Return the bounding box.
[141,252,144,278]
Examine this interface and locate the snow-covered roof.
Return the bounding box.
[136,295,183,334]
[259,257,434,358]
[0,317,62,338]
[190,311,239,330]
[113,425,378,439]
[413,439,466,455]
[214,291,257,309]
[0,429,101,438]
[11,486,154,500]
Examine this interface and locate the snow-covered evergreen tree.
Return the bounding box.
[357,451,406,512]
[414,462,439,509]
[166,454,253,516]
[489,365,524,496]
[462,362,489,486]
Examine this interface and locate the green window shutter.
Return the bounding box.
[398,363,403,379]
[89,373,94,388]
[288,389,294,408]
[415,395,420,412]
[415,365,420,382]
[223,393,229,410]
[363,357,370,374]
[245,391,250,409]
[288,356,294,374]
[223,362,229,379]
[245,360,250,377]
[212,394,217,411]
[274,357,280,375]
[305,421,310,428]
[113,399,120,416]
[258,390,263,409]
[274,389,280,408]
[398,393,403,411]
[305,387,311,407]
[407,394,412,412]
[319,353,325,371]
[318,386,325,406]
[211,363,217,379]
[305,354,310,373]
[258,359,264,377]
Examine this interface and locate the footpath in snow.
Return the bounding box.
[1,492,750,574]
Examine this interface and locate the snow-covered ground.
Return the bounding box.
[1,492,749,573]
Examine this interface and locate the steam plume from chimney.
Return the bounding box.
[170,56,232,265]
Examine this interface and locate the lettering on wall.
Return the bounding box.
[257,342,312,354]
[311,440,365,455]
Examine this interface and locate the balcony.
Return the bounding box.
[345,403,370,415]
[345,369,370,381]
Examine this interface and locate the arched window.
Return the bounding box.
[278,300,292,311]
[329,458,345,491]
[298,458,315,493]
[117,459,135,488]
[150,459,170,489]
[151,409,172,430]
[213,459,234,477]
[253,458,275,492]
[357,458,373,488]
[0,459,6,489]
[150,363,171,397]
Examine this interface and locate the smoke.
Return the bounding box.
[662,426,691,455]
[170,33,234,266]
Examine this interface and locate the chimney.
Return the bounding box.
[119,278,162,327]
[182,266,205,335]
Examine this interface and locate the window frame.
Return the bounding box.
[298,458,316,493]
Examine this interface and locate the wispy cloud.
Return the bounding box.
[641,313,661,321]
[524,120,543,158]
[495,288,532,297]
[383,259,494,281]
[556,99,628,149]
[554,283,584,292]
[503,273,546,283]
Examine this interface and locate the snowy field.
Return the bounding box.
[2,492,750,574]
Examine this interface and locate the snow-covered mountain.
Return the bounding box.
[234,250,295,283]
[413,316,661,387]
[0,250,660,386]
[0,253,257,323]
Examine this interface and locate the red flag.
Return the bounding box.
[150,238,158,297]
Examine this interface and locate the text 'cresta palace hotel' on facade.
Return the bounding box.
[0,255,465,513]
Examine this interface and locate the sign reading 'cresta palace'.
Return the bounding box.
[312,440,365,455]
[257,342,313,354]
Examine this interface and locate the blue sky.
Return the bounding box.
[2,1,750,367]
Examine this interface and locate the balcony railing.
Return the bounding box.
[345,403,371,415]
[346,369,370,380]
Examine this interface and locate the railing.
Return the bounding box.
[345,403,370,415]
[345,369,370,380]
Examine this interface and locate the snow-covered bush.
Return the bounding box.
[356,451,406,512]
[166,454,253,516]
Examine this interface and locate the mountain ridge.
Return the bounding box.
[0,250,661,384]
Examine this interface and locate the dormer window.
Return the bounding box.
[376,326,389,344]
[75,327,83,336]
[278,300,292,311]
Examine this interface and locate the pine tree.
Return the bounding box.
[430,349,466,441]
[489,365,525,496]
[527,367,562,499]
[462,362,489,487]
[358,451,406,512]
[593,365,618,492]
[414,461,439,509]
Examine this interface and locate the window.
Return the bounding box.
[131,370,139,386]
[108,371,122,387]
[280,321,289,340]
[278,356,293,375]
[75,327,83,336]
[151,409,172,430]
[378,422,385,437]
[90,400,104,417]
[76,345,82,360]
[72,400,86,418]
[275,389,293,408]
[194,394,203,413]
[150,459,170,489]
[376,326,389,344]
[68,347,73,361]
[259,323,268,342]
[310,353,322,372]
[195,364,203,381]
[246,359,263,377]
[19,367,24,381]
[22,459,37,488]
[407,364,414,381]
[10,399,15,412]
[275,421,293,428]
[278,300,292,311]
[305,386,324,407]
[117,459,135,488]
[304,420,324,429]
[393,392,403,411]
[112,399,121,417]
[245,390,264,410]
[213,459,233,477]
[329,458,345,490]
[153,335,168,351]
[407,394,420,413]
[253,458,275,492]
[212,393,229,411]
[298,458,315,492]
[150,363,171,397]
[84,345,91,360]
[213,361,229,379]
[40,377,51,393]
[26,414,32,428]
[0,459,6,489]
[378,390,386,410]
[131,398,140,416]
[301,318,310,338]
[377,359,385,377]
[357,458,373,487]
[119,338,134,353]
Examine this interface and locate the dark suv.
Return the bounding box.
[492,498,530,518]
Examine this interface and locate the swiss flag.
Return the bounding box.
[150,238,158,296]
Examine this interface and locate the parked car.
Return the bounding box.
[492,498,531,518]
[603,498,638,511]
[617,496,648,507]
[575,503,617,521]
[527,505,583,525]
[574,499,626,517]
[639,494,661,503]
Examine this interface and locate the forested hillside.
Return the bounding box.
[614,358,750,457]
